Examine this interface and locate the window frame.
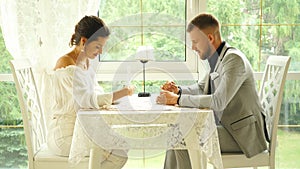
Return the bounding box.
[95,0,200,81]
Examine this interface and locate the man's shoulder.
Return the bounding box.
[221,44,246,61]
[219,42,240,58]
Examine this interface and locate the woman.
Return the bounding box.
[47,15,133,168]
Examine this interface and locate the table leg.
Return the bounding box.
[188,149,207,169]
[89,147,103,169]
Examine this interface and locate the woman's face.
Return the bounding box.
[84,36,108,59]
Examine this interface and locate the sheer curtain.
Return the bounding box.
[0,0,101,128]
[0,0,100,70]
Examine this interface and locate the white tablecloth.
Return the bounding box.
[69,95,223,169]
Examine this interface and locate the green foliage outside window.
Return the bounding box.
[99,0,186,61]
[0,28,12,74]
[0,28,27,168]
[0,128,27,168]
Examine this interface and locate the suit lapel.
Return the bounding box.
[213,43,231,72]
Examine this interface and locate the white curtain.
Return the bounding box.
[0,0,101,128]
[0,0,101,71]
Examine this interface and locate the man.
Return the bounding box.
[156,13,268,169]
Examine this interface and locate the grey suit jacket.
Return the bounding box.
[179,43,268,158]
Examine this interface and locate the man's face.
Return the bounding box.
[189,27,215,60]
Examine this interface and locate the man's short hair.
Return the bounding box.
[187,13,220,32]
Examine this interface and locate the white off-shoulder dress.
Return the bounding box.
[46,65,127,168]
[44,65,127,169]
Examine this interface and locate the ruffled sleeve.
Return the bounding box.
[73,66,113,109]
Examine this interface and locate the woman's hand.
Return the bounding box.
[161,81,179,94]
[113,85,135,101]
[124,85,135,96]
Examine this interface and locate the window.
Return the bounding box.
[206,0,300,72]
[99,0,186,62]
[0,27,27,169]
[96,0,199,81]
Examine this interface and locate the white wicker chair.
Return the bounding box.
[221,56,291,169]
[10,59,89,169]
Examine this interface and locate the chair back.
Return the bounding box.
[10,59,47,168]
[258,56,290,159]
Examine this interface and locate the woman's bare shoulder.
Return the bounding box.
[54,55,75,70]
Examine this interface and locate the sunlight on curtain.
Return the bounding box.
[0,0,101,71]
[0,0,101,127]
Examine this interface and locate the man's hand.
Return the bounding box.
[156,90,179,105]
[161,81,179,94]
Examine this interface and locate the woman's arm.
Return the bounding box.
[112,86,135,102]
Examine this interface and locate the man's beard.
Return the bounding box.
[202,45,215,60]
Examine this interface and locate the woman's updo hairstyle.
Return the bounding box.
[69,15,110,47]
